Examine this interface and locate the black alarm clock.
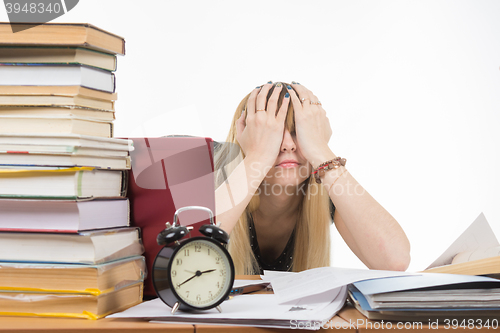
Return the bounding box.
[152,206,235,314]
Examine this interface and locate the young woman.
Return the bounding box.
[214,81,410,275]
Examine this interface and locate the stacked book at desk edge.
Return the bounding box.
[0,22,145,319]
[348,273,500,321]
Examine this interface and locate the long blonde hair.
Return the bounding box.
[214,83,332,275]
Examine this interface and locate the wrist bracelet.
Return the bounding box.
[312,157,346,184]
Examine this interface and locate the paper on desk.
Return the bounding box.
[108,286,347,330]
[426,212,499,269]
[270,266,413,304]
[262,270,295,279]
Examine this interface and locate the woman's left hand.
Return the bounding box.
[287,83,334,169]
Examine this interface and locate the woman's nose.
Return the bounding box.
[280,129,296,152]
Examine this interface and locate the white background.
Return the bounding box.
[3,0,499,272]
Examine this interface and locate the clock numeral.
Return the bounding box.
[208,291,213,298]
[184,249,189,257]
[176,259,182,265]
[215,257,220,264]
[172,270,177,277]
[194,245,201,252]
[216,282,220,288]
[196,294,201,301]
[207,248,210,256]
[219,269,225,276]
[185,291,190,298]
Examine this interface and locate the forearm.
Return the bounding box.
[325,166,411,270]
[215,156,268,234]
[311,147,410,270]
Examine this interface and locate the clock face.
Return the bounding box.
[169,238,233,309]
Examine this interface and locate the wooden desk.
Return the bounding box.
[195,314,357,333]
[0,317,194,333]
[337,304,492,332]
[0,315,354,333]
[0,307,495,332]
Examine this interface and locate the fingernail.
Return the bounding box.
[297,82,301,85]
[285,92,290,98]
[291,81,297,84]
[255,86,261,89]
[275,82,282,87]
[267,81,273,84]
[287,85,292,89]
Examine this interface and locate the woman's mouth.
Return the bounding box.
[276,160,300,168]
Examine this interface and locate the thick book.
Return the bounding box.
[0,256,145,294]
[0,85,116,102]
[0,198,130,232]
[0,150,130,169]
[0,94,114,110]
[0,133,131,150]
[0,227,143,264]
[0,167,127,199]
[0,282,143,319]
[0,64,115,93]
[0,22,125,55]
[0,115,113,137]
[425,253,500,276]
[0,143,130,157]
[424,213,500,276]
[0,46,117,71]
[0,106,115,121]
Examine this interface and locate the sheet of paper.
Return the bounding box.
[262,270,295,279]
[269,266,413,303]
[149,289,345,330]
[108,286,347,330]
[426,212,499,269]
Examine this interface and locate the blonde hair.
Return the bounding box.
[214,83,331,275]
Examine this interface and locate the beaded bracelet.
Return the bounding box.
[312,157,347,184]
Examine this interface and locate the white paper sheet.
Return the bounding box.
[108,286,347,330]
[426,212,499,269]
[269,266,413,303]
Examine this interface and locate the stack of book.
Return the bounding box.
[0,23,145,319]
[349,214,500,322]
[348,273,500,322]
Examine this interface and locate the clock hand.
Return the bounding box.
[177,270,200,287]
[177,269,217,287]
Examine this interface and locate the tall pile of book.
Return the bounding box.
[0,23,145,319]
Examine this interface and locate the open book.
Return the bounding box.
[424,213,500,276]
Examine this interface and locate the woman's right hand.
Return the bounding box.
[236,82,290,169]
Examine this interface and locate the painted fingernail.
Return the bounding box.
[268,81,274,84]
[275,82,282,87]
[285,92,290,98]
[255,86,261,89]
[297,82,301,85]
[287,85,292,89]
[291,81,297,84]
